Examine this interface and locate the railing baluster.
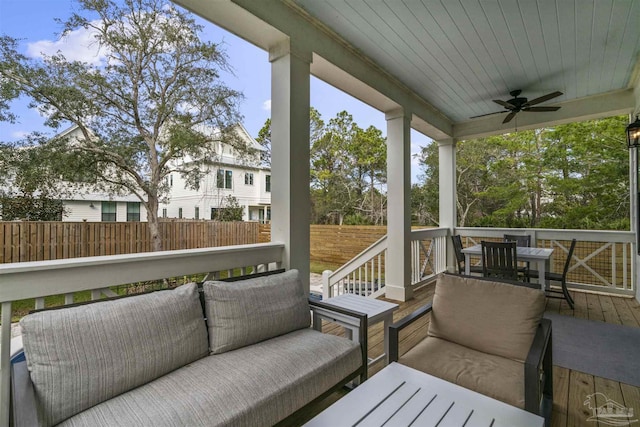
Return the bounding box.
[623,243,628,290]
[612,242,617,289]
[364,263,368,296]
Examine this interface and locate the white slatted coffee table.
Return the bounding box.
[311,293,398,366]
[305,363,544,427]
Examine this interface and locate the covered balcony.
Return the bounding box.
[1,0,640,426]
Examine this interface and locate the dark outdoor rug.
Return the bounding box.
[543,312,640,387]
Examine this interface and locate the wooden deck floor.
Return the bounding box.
[298,282,640,426]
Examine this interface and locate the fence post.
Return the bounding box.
[322,270,331,299]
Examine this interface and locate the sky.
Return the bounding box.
[0,0,431,183]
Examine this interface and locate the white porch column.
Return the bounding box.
[438,138,457,272]
[632,81,640,303]
[269,40,311,292]
[385,108,412,301]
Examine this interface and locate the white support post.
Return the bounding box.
[438,138,457,273]
[385,108,413,301]
[0,302,11,427]
[633,79,640,302]
[269,39,312,294]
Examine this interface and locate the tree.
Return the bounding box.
[412,143,439,225]
[311,111,358,225]
[0,136,69,220]
[212,195,243,221]
[350,126,387,224]
[255,118,271,167]
[0,0,243,250]
[413,116,629,230]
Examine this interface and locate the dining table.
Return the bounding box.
[461,244,554,291]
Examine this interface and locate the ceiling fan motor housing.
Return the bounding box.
[507,96,527,111]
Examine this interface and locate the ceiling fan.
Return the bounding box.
[471,89,563,124]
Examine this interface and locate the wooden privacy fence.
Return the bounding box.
[0,221,260,263]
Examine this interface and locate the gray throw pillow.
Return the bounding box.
[203,269,310,354]
[20,283,208,427]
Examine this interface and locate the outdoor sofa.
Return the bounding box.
[11,269,367,426]
[389,273,553,424]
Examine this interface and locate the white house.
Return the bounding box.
[159,124,272,222]
[61,192,148,223]
[55,123,270,222]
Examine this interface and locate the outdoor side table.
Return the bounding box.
[312,293,399,366]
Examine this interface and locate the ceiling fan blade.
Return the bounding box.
[493,99,516,109]
[469,111,507,119]
[523,91,563,107]
[503,111,517,124]
[523,106,561,112]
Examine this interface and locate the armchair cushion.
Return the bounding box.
[399,336,525,409]
[203,269,310,354]
[428,274,545,362]
[19,283,208,427]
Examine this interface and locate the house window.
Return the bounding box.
[162,208,167,218]
[265,175,271,192]
[245,172,254,185]
[178,208,183,219]
[195,206,200,220]
[217,169,232,189]
[101,201,116,222]
[267,207,271,221]
[211,208,218,220]
[126,202,140,222]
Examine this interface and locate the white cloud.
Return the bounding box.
[27,21,108,66]
[11,130,29,139]
[262,100,271,111]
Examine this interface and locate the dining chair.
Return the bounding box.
[451,235,483,275]
[503,234,531,281]
[529,239,576,309]
[481,241,519,280]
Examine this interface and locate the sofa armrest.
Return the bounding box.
[11,359,41,427]
[388,303,433,363]
[524,318,552,423]
[309,299,368,382]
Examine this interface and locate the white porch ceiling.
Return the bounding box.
[174,0,640,139]
[292,0,640,126]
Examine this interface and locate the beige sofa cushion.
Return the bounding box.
[428,274,545,362]
[400,336,525,409]
[203,269,310,354]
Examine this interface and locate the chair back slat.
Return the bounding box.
[481,241,519,280]
[503,234,531,247]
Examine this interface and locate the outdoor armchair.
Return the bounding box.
[388,274,553,425]
[451,234,482,275]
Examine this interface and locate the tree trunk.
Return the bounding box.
[146,196,163,252]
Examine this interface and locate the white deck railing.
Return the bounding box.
[0,242,285,427]
[456,228,636,296]
[322,228,449,299]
